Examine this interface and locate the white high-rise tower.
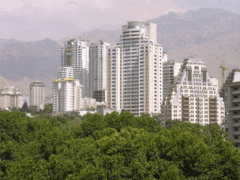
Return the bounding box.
[61,39,89,97]
[108,21,164,116]
[89,41,110,101]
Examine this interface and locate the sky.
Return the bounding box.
[0,0,239,41]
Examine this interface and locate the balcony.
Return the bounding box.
[232,131,240,135]
[233,115,240,119]
[209,117,216,119]
[234,139,240,143]
[233,99,240,103]
[233,90,240,95]
[233,122,240,127]
[230,107,240,111]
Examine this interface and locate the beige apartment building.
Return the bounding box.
[161,58,225,126]
[0,86,23,110]
[30,80,45,111]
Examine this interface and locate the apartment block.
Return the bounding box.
[163,59,182,98]
[108,21,164,116]
[161,58,225,126]
[30,80,45,110]
[0,86,23,109]
[89,41,110,99]
[107,47,121,109]
[61,39,89,97]
[52,77,83,113]
[220,69,240,149]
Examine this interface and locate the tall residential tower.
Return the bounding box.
[30,80,45,111]
[89,41,110,101]
[61,39,89,97]
[107,21,164,116]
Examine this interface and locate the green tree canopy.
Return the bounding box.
[1,111,240,179]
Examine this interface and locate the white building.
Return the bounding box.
[107,47,121,109]
[0,86,23,109]
[57,67,74,79]
[30,80,45,110]
[161,58,225,126]
[89,41,110,99]
[52,77,83,113]
[61,40,89,97]
[108,21,164,116]
[220,69,240,149]
[163,59,182,98]
[82,97,97,109]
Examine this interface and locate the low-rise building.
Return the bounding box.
[0,86,23,110]
[52,77,83,114]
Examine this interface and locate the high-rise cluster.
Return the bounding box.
[52,21,234,129]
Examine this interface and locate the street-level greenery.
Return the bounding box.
[1,111,240,179]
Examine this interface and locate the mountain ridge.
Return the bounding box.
[0,8,239,96]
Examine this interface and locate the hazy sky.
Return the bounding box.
[1,0,239,41]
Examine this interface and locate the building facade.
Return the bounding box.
[220,69,240,149]
[161,58,225,126]
[107,21,164,116]
[30,80,45,110]
[163,59,182,98]
[0,86,23,110]
[89,41,110,99]
[107,47,121,109]
[52,77,83,113]
[61,40,89,97]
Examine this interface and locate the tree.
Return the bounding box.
[1,111,240,180]
[20,102,29,112]
[43,104,52,114]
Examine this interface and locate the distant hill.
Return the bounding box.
[0,8,239,95]
[0,38,61,81]
[150,8,240,51]
[0,39,21,46]
[58,29,121,46]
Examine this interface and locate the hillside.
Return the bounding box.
[0,8,239,94]
[0,38,61,81]
[168,31,240,85]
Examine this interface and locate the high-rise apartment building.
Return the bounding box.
[0,86,23,110]
[161,58,225,126]
[30,80,45,110]
[52,77,83,113]
[61,39,89,97]
[163,59,182,98]
[107,21,164,116]
[89,41,110,100]
[107,47,121,109]
[220,69,240,149]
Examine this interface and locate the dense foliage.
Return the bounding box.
[1,111,240,179]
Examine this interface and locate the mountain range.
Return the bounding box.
[0,8,239,96]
